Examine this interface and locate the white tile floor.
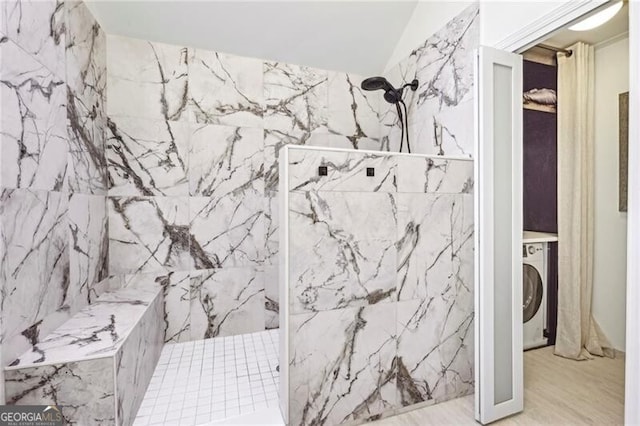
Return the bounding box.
[133,330,281,426]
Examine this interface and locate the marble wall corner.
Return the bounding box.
[381,3,479,157]
[156,271,191,343]
[69,193,109,309]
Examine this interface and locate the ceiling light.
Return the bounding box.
[569,2,623,31]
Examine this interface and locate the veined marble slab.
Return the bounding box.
[5,357,116,424]
[397,156,473,194]
[289,304,397,425]
[288,148,396,193]
[7,284,161,369]
[289,190,396,313]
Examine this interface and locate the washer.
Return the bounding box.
[523,242,548,350]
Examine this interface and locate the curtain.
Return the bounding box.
[555,42,615,360]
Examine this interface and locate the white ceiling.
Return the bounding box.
[86,0,420,76]
[545,2,628,48]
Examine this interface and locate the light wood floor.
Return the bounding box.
[374,346,625,425]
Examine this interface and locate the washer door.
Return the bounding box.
[523,264,543,323]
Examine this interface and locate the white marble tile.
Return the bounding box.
[107,35,190,121]
[189,123,263,197]
[115,289,164,426]
[155,271,191,343]
[5,357,116,424]
[408,4,479,157]
[107,117,190,196]
[8,284,160,368]
[289,191,396,313]
[289,304,397,425]
[66,0,108,196]
[65,0,107,117]
[0,0,66,79]
[264,132,385,194]
[0,189,69,365]
[0,36,68,191]
[396,157,473,194]
[65,0,107,190]
[190,191,265,269]
[264,193,279,266]
[189,50,263,127]
[288,148,396,193]
[68,194,108,309]
[66,144,108,195]
[327,72,381,140]
[263,129,305,194]
[397,297,474,407]
[108,196,192,275]
[396,194,473,302]
[190,268,264,339]
[264,265,279,330]
[263,61,328,137]
[380,55,417,153]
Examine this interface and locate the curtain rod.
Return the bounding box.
[537,43,573,57]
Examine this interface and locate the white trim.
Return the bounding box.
[278,146,290,424]
[493,0,606,53]
[475,46,523,424]
[285,143,473,162]
[625,2,640,424]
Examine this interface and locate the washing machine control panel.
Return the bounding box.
[523,243,545,261]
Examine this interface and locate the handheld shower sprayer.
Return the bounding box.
[360,76,418,153]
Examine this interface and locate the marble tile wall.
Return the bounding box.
[381,4,479,157]
[105,34,385,341]
[0,0,108,373]
[284,147,474,426]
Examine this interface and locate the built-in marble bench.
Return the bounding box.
[5,283,164,426]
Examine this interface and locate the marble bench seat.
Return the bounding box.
[5,283,164,426]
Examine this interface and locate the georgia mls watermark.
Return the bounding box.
[0,406,63,426]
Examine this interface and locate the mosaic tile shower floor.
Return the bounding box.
[133,330,282,426]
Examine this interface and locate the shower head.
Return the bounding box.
[361,76,419,104]
[361,76,394,92]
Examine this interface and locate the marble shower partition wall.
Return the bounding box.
[381,4,479,157]
[0,0,108,372]
[282,147,474,425]
[105,34,387,340]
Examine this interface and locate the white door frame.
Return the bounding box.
[624,2,639,423]
[483,0,639,424]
